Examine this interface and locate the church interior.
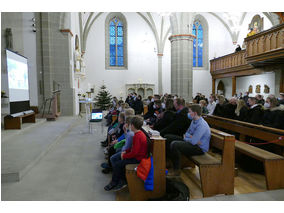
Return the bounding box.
[1,4,284,207]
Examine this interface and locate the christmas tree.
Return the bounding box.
[94,84,112,110]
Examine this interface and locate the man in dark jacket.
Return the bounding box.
[246,97,263,124]
[160,98,191,157]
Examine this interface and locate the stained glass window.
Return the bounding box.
[192,21,203,67]
[109,17,124,67]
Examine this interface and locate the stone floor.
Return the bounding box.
[2,115,115,201]
[1,115,284,201]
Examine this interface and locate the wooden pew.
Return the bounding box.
[204,114,284,190]
[143,105,148,115]
[125,126,166,201]
[183,128,235,197]
[235,141,284,190]
[203,114,284,149]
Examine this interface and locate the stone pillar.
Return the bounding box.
[157,53,163,95]
[169,34,195,102]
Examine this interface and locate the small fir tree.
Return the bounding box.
[94,84,112,110]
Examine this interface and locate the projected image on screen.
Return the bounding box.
[7,59,29,90]
[6,49,30,102]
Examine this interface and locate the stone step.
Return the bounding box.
[1,116,80,183]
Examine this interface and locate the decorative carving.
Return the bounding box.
[264,84,270,93]
[74,35,81,72]
[255,84,261,93]
[248,85,253,94]
[5,28,13,50]
[249,15,264,33]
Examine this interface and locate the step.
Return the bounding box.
[1,116,80,183]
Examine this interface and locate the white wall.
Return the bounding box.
[84,12,164,101]
[236,72,275,99]
[192,12,236,99]
[22,12,38,106]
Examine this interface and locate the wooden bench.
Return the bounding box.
[125,127,166,201]
[204,114,284,190]
[235,140,284,190]
[183,128,235,197]
[143,105,148,115]
[204,114,284,150]
[4,112,36,130]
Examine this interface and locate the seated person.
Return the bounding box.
[213,95,227,117]
[256,94,265,106]
[104,116,148,191]
[223,98,237,119]
[101,115,135,174]
[235,44,241,52]
[145,99,163,126]
[246,97,263,124]
[278,93,284,105]
[160,98,191,138]
[262,96,284,128]
[206,94,216,115]
[152,98,175,131]
[199,100,209,114]
[168,104,211,176]
[101,108,134,147]
[235,99,248,121]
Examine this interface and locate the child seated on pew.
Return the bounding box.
[104,115,148,191]
[101,108,134,147]
[101,115,135,174]
[101,115,136,173]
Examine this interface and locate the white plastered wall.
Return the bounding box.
[192,12,235,98]
[83,12,164,102]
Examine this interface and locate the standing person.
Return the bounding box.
[168,104,211,176]
[134,95,144,115]
[104,116,148,191]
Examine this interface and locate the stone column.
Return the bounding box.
[157,53,163,95]
[169,34,195,102]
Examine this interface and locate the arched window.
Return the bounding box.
[105,13,128,70]
[192,21,203,67]
[192,15,208,69]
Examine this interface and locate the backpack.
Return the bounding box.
[148,178,190,201]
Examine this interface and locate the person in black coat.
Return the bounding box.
[235,99,249,121]
[160,98,191,137]
[133,95,144,115]
[144,95,160,120]
[213,95,227,117]
[246,97,263,124]
[262,96,284,128]
[223,98,237,119]
[152,98,175,131]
